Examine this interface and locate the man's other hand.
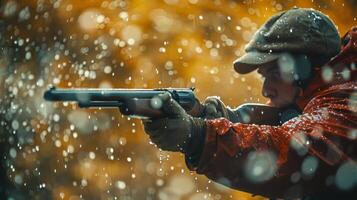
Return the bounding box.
[142,92,205,153]
[203,96,230,119]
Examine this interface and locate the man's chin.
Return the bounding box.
[272,102,299,109]
[270,100,289,108]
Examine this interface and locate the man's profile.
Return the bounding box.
[142,8,357,199]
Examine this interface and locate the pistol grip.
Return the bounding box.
[120,98,164,118]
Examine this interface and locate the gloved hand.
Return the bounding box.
[142,92,206,153]
[203,96,230,119]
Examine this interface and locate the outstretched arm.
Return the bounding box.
[141,83,356,198]
[186,83,357,198]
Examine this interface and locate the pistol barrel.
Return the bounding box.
[43,87,200,118]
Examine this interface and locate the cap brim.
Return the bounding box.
[233,51,281,74]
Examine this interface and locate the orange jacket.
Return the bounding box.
[188,27,357,198]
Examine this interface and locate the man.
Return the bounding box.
[143,8,357,199]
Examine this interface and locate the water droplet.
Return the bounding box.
[322,66,334,82]
[335,161,357,190]
[348,129,357,139]
[103,66,112,74]
[291,171,301,183]
[244,151,277,183]
[25,52,32,60]
[9,148,17,158]
[290,132,308,156]
[341,68,351,80]
[127,157,132,162]
[278,53,295,83]
[301,156,319,177]
[55,140,62,147]
[156,179,164,186]
[11,120,19,130]
[14,174,23,185]
[81,179,88,187]
[116,180,126,189]
[348,93,357,112]
[150,96,163,109]
[53,114,60,122]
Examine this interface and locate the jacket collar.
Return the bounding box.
[296,26,357,109]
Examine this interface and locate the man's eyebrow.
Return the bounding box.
[268,67,279,73]
[258,65,278,75]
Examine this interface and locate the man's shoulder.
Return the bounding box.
[324,81,357,92]
[313,81,357,99]
[303,81,357,112]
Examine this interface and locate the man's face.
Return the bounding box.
[257,65,300,108]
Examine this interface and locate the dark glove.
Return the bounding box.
[142,92,206,153]
[203,96,230,119]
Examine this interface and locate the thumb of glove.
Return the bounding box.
[158,92,186,117]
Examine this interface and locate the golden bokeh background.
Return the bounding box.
[0,0,356,199]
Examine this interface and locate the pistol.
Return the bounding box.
[43,87,204,118]
[44,87,299,124]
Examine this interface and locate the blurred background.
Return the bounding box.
[0,0,356,199]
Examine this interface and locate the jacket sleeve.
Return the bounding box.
[186,83,357,198]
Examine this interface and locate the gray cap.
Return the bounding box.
[234,8,341,74]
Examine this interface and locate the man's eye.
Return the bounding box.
[271,71,281,79]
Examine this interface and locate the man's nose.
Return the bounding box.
[262,80,276,98]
